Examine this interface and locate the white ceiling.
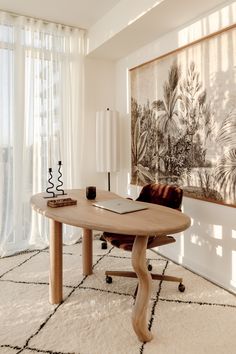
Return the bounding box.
[0,0,232,59]
[0,0,120,29]
[88,0,230,59]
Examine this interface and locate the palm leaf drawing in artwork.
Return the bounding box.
[131,118,154,185]
[152,61,181,136]
[152,61,181,177]
[132,118,146,165]
[216,109,236,149]
[179,61,214,167]
[141,101,159,177]
[197,170,223,200]
[214,149,236,202]
[215,109,236,202]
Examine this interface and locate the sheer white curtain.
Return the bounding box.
[0,12,85,256]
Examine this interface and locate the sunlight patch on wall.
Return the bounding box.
[216,245,222,257]
[220,5,231,28]
[221,33,229,71]
[127,172,131,195]
[86,37,90,54]
[208,11,221,33]
[178,2,235,47]
[213,224,222,239]
[233,2,236,21]
[178,19,203,47]
[126,68,130,114]
[191,234,202,246]
[231,250,236,288]
[232,229,236,239]
[178,233,185,264]
[127,1,164,26]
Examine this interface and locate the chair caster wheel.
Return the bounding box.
[178,283,185,292]
[101,241,107,249]
[147,264,152,271]
[106,275,112,284]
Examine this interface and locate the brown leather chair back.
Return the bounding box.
[136,183,183,211]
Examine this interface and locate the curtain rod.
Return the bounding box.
[0,8,86,31]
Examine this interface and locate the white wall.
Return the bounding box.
[114,0,236,293]
[83,57,116,190]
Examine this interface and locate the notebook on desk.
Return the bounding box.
[92,198,148,214]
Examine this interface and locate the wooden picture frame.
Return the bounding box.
[130,24,236,207]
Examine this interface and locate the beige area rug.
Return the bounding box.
[0,239,236,354]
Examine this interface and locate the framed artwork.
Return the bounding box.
[130,24,236,207]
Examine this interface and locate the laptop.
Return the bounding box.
[92,198,148,214]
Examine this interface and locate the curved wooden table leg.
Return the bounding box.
[82,228,93,275]
[131,235,153,342]
[49,220,63,304]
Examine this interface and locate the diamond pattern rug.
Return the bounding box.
[0,239,236,354]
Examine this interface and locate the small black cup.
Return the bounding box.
[86,186,96,200]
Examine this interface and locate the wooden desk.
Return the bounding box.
[31,189,191,342]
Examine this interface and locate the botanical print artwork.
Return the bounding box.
[130,25,236,206]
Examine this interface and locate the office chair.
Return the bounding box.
[103,183,186,292]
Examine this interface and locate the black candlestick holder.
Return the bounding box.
[44,167,56,198]
[56,161,67,196]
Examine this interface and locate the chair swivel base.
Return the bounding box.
[99,234,108,249]
[101,241,107,249]
[105,270,185,292]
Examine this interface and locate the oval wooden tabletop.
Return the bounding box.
[31,189,191,236]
